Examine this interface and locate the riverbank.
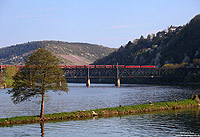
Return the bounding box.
[0,99,199,126]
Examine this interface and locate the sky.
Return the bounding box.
[0,0,200,48]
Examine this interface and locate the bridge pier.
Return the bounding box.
[86,78,90,87]
[115,78,120,87]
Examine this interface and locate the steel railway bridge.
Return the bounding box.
[1,65,199,87]
[63,67,200,87]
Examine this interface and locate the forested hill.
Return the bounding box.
[0,41,115,65]
[94,14,200,68]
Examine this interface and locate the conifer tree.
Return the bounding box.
[8,48,68,120]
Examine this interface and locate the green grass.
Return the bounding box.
[0,99,198,126]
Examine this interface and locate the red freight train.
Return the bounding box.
[0,65,156,69]
[140,65,156,68]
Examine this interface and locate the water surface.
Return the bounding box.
[0,83,199,118]
[0,108,199,137]
[0,83,200,137]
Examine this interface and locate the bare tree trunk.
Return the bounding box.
[40,89,45,120]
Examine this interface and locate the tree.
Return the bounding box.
[0,72,5,85]
[8,48,68,120]
[147,34,152,41]
[140,35,144,40]
[3,65,18,88]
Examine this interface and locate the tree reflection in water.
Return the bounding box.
[40,121,44,137]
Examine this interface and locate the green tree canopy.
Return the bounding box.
[8,48,68,120]
[3,65,18,88]
[0,72,5,85]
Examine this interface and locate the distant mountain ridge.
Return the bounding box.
[94,14,200,68]
[0,41,115,65]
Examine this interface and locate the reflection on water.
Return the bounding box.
[0,108,199,137]
[40,121,44,137]
[0,83,199,118]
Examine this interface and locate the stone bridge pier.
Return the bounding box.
[86,78,90,87]
[115,78,120,87]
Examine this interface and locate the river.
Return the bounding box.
[0,83,200,136]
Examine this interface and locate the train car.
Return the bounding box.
[85,65,95,68]
[113,65,125,68]
[125,65,140,68]
[105,65,114,68]
[117,65,125,68]
[141,65,156,68]
[0,65,6,69]
[65,65,76,69]
[95,65,105,68]
[76,65,85,69]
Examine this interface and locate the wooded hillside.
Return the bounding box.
[94,15,200,68]
[0,41,115,65]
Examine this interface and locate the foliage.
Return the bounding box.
[193,59,200,67]
[8,48,68,119]
[2,66,18,87]
[0,43,41,65]
[0,72,5,86]
[162,63,188,68]
[0,72,4,82]
[94,14,200,68]
[4,66,18,79]
[186,71,200,84]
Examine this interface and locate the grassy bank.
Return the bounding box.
[0,99,199,126]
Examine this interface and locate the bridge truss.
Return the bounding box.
[63,68,200,79]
